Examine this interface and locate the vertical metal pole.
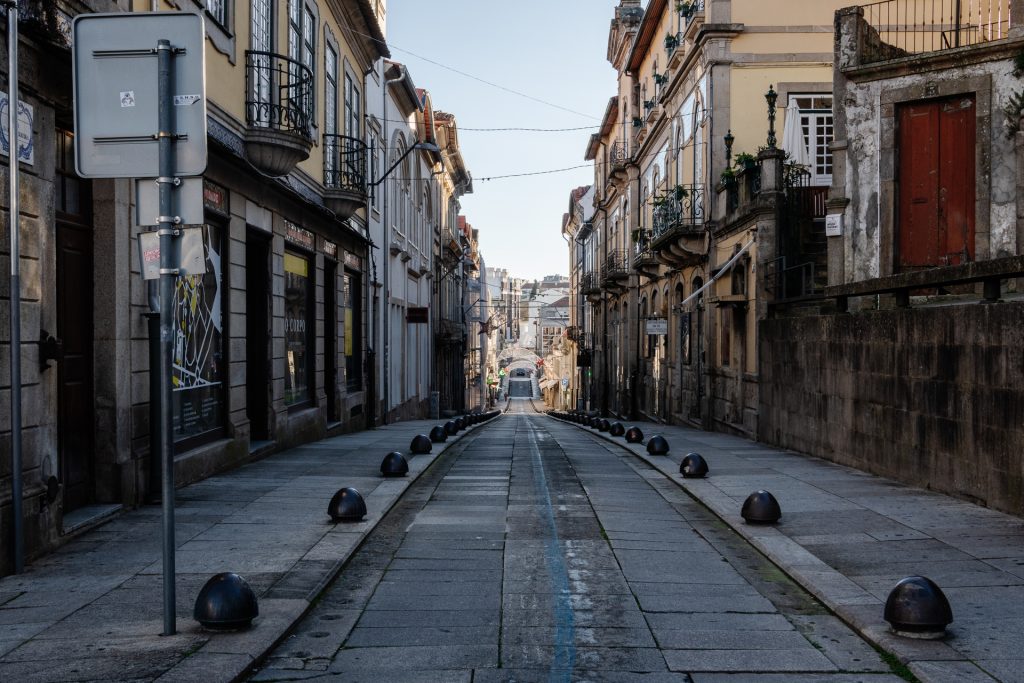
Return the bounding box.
[8,1,23,574]
[156,38,177,637]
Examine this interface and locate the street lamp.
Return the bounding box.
[368,141,441,198]
[765,85,778,149]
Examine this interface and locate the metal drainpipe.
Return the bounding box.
[382,65,409,424]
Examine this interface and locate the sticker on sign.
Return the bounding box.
[174,94,202,106]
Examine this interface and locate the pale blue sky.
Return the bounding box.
[389,1,620,281]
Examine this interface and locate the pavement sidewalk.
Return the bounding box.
[557,414,1024,683]
[0,417,483,683]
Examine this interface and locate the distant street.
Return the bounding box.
[251,403,903,681]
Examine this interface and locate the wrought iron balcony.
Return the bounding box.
[602,250,630,285]
[650,185,708,267]
[323,134,367,220]
[244,50,314,176]
[581,271,602,296]
[632,233,660,278]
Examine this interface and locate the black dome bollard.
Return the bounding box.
[884,576,953,639]
[679,452,709,478]
[429,425,448,443]
[609,422,625,437]
[625,427,644,443]
[194,572,259,631]
[445,420,459,435]
[598,419,611,432]
[456,416,467,430]
[380,452,409,477]
[328,487,367,522]
[410,434,432,454]
[741,490,781,524]
[647,435,670,455]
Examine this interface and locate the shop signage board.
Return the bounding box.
[646,318,669,335]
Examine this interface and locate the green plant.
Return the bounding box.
[1014,50,1024,78]
[733,151,756,168]
[720,167,736,184]
[632,116,643,128]
[1004,89,1024,138]
[665,33,679,50]
[654,73,668,86]
[676,1,694,16]
[673,184,688,200]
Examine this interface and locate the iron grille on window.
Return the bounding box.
[245,50,314,139]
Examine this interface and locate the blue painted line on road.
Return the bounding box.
[526,420,575,682]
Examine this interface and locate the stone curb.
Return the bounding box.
[155,417,495,683]
[546,414,995,683]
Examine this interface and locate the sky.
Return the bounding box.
[388,1,620,282]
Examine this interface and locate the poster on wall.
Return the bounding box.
[172,224,224,440]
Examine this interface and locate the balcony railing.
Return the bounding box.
[603,250,630,280]
[245,50,314,139]
[651,185,706,240]
[609,141,628,169]
[860,0,1011,63]
[581,272,602,294]
[323,134,367,193]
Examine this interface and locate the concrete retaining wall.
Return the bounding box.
[759,302,1024,516]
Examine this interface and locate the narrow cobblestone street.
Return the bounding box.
[252,405,903,681]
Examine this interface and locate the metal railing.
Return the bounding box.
[245,50,314,138]
[603,250,630,278]
[581,272,602,293]
[651,185,706,240]
[860,0,1011,62]
[323,134,367,193]
[609,141,628,169]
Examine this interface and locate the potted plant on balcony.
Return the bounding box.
[719,167,737,187]
[676,1,695,18]
[665,33,679,51]
[733,152,756,171]
[673,184,688,201]
[654,73,668,86]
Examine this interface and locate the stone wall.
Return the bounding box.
[759,303,1024,516]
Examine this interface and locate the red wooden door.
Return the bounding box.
[897,95,975,270]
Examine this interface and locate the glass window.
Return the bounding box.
[794,95,834,186]
[205,0,228,29]
[344,271,363,391]
[288,0,316,125]
[345,73,360,138]
[172,223,226,445]
[284,250,314,407]
[325,44,338,136]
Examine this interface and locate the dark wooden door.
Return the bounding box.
[246,233,271,440]
[897,95,976,270]
[57,222,94,511]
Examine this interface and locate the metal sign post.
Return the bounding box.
[6,0,23,574]
[73,12,206,636]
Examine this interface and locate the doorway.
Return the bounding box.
[246,231,271,441]
[897,95,976,270]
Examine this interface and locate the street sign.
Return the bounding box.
[646,318,668,335]
[136,176,204,226]
[72,12,207,178]
[561,377,569,388]
[138,227,206,281]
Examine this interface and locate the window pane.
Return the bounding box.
[172,224,225,441]
[284,250,314,406]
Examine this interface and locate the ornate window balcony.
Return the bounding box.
[245,50,314,176]
[602,250,630,288]
[650,185,708,267]
[323,134,367,220]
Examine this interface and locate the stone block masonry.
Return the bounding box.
[759,302,1024,516]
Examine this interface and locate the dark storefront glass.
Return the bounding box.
[285,250,314,407]
[172,223,225,445]
[343,271,362,391]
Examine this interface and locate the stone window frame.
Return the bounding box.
[877,74,992,276]
[172,0,236,64]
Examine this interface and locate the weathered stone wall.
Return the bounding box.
[759,303,1024,516]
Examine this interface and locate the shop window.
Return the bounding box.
[284,249,314,407]
[172,223,226,447]
[344,270,363,391]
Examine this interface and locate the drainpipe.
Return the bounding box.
[382,64,409,424]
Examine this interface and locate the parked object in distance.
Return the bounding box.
[741,490,781,524]
[194,573,259,631]
[380,452,409,478]
[328,487,367,522]
[884,576,953,639]
[680,452,708,478]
